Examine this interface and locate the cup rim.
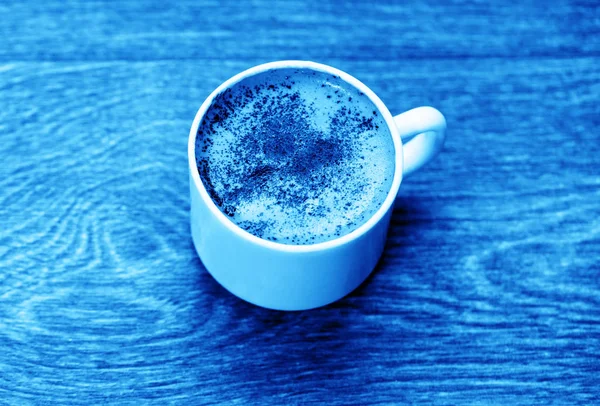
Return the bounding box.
[188,60,403,253]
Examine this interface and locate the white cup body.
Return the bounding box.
[188,61,404,310]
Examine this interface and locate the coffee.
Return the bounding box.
[195,68,395,245]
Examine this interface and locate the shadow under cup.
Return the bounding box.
[188,61,403,311]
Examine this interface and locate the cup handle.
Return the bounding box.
[394,106,446,178]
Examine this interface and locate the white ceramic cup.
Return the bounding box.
[188,61,446,311]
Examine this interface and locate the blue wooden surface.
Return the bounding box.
[1,1,599,404]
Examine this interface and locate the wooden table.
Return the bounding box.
[1,1,599,404]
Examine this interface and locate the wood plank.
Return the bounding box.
[0,0,599,61]
[1,57,598,403]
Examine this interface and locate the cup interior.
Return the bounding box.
[188,61,403,252]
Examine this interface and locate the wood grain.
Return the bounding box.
[0,0,599,61]
[1,0,599,404]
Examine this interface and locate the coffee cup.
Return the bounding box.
[188,61,446,310]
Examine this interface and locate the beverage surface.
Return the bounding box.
[195,68,395,245]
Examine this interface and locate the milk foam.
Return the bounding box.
[196,68,395,245]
